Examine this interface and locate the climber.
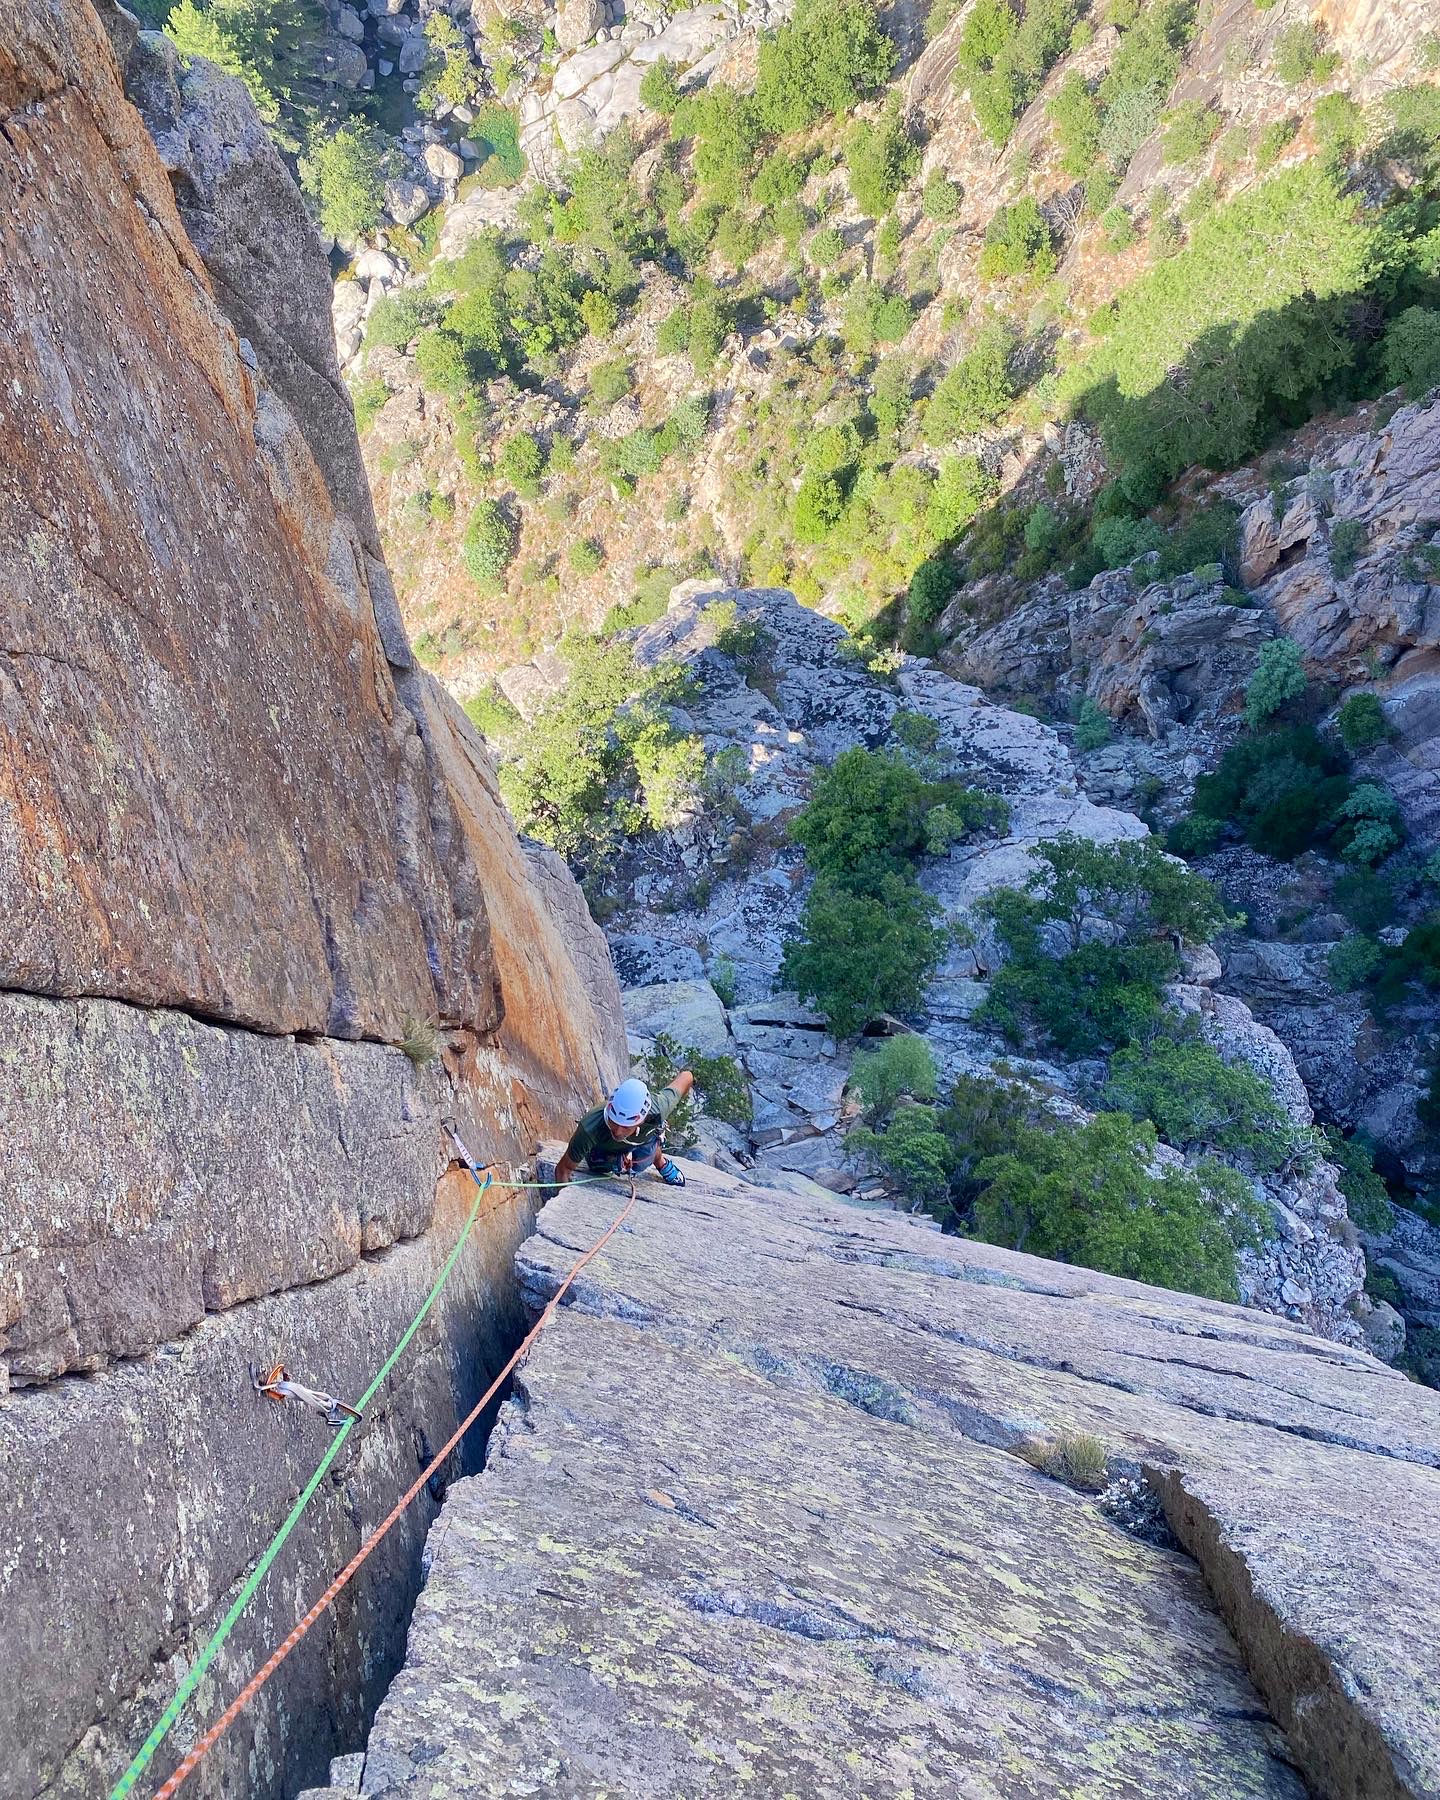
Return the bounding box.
[555,1072,693,1188]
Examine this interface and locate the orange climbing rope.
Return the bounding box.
[148,1175,638,1800]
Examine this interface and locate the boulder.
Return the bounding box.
[556,0,605,48]
[397,29,429,71]
[352,246,397,282]
[552,37,627,97]
[319,34,368,85]
[335,3,365,38]
[622,978,733,1058]
[608,934,705,986]
[422,140,464,182]
[384,175,431,224]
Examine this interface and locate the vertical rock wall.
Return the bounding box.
[0,3,627,1795]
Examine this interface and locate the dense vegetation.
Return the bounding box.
[779,746,1007,1035]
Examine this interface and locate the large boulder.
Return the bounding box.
[555,0,605,49]
[623,978,733,1058]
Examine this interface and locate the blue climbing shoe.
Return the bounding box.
[656,1157,686,1187]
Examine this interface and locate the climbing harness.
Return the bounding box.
[108,1122,631,1800]
[252,1362,363,1429]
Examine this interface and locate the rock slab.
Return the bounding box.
[359,1162,1440,1799]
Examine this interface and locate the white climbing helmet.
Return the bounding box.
[605,1077,651,1129]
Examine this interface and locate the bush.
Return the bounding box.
[961,0,1081,148]
[845,106,920,216]
[979,835,1230,1055]
[794,473,846,542]
[463,684,521,739]
[1189,725,1351,861]
[1328,934,1383,992]
[497,430,544,496]
[1104,1031,1295,1167]
[1048,69,1102,175]
[1161,99,1221,164]
[418,10,482,113]
[462,500,515,586]
[580,289,620,337]
[972,1112,1268,1301]
[1167,813,1222,858]
[779,874,947,1036]
[1273,21,1338,86]
[1322,1127,1395,1234]
[639,56,682,114]
[1314,91,1365,156]
[809,225,846,266]
[351,373,390,430]
[923,172,963,222]
[364,290,437,353]
[1074,697,1112,751]
[978,196,1056,280]
[1255,116,1300,169]
[1099,204,1137,252]
[754,0,896,133]
[1382,308,1440,398]
[1245,638,1307,727]
[644,1033,753,1138]
[923,320,1017,441]
[847,1104,954,1206]
[852,1034,939,1114]
[1337,692,1389,752]
[790,747,1006,893]
[928,454,998,539]
[1333,782,1402,865]
[842,282,914,352]
[568,538,605,575]
[414,327,471,400]
[589,357,633,405]
[1330,518,1368,578]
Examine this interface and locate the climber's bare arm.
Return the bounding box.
[554,1151,579,1184]
[668,1070,695,1101]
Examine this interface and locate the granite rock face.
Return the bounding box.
[0,6,626,1796]
[360,1161,1440,1799]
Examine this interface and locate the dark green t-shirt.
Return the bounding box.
[566,1085,680,1171]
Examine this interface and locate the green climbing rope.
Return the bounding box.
[109,1158,612,1799]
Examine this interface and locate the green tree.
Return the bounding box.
[923,172,963,222]
[978,196,1056,280]
[923,320,1017,441]
[754,0,896,133]
[852,1034,940,1115]
[639,56,683,114]
[1382,307,1440,397]
[848,1105,954,1206]
[299,121,388,241]
[790,747,1004,892]
[1161,98,1220,164]
[794,473,846,542]
[844,106,919,216]
[414,328,472,400]
[780,874,947,1036]
[1337,692,1389,752]
[1103,1032,1294,1167]
[462,500,515,586]
[497,431,545,497]
[418,10,482,113]
[580,289,621,336]
[972,1113,1267,1301]
[1245,638,1307,727]
[1048,69,1102,175]
[167,0,330,143]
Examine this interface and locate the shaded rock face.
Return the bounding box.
[361,1162,1440,1799]
[0,5,626,1796]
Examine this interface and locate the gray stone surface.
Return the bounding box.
[622,977,733,1057]
[361,1162,1440,1798]
[0,992,438,1388]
